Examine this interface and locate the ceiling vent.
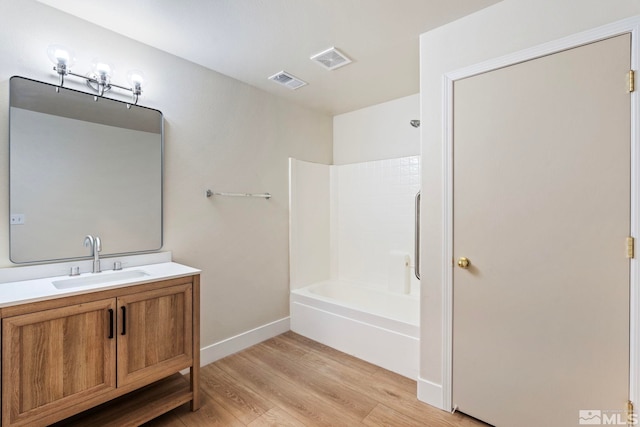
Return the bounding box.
[310,47,352,71]
[268,71,307,90]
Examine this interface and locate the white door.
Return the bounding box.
[452,34,631,427]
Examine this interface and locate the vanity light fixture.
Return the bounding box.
[47,44,144,105]
[46,44,76,86]
[87,59,113,98]
[126,70,145,98]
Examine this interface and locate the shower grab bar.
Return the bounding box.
[206,189,271,199]
[415,190,421,280]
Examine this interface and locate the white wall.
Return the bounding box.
[418,0,640,406]
[333,94,420,164]
[0,1,332,348]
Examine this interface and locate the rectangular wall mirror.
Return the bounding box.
[9,76,163,263]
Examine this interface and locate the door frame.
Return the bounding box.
[440,17,640,411]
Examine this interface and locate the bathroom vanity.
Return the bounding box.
[0,260,200,427]
[4,76,194,426]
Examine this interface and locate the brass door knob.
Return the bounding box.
[457,257,470,269]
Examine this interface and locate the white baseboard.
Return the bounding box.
[199,317,290,367]
[417,376,445,410]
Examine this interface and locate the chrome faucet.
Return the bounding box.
[83,235,102,273]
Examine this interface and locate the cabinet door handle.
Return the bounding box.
[108,308,114,339]
[121,306,126,335]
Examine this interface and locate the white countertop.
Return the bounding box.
[0,261,201,308]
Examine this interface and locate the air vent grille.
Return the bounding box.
[310,47,352,71]
[268,71,307,90]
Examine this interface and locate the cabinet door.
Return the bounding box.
[117,283,193,387]
[2,298,117,427]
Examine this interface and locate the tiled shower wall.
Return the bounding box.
[330,156,421,295]
[289,156,420,295]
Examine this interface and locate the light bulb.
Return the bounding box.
[91,59,112,78]
[47,44,76,70]
[126,70,145,93]
[88,59,113,97]
[54,49,68,63]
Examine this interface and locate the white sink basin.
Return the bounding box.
[52,270,150,289]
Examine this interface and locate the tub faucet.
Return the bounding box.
[83,235,102,273]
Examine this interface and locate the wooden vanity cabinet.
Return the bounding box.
[3,299,118,426]
[0,275,200,427]
[117,283,193,388]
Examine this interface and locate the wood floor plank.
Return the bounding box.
[357,365,485,427]
[246,407,307,427]
[371,365,417,395]
[261,334,310,361]
[141,332,486,427]
[286,334,487,427]
[280,331,381,375]
[199,363,273,424]
[243,342,377,420]
[216,352,365,426]
[295,343,486,427]
[299,349,381,392]
[363,403,428,427]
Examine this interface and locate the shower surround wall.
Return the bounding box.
[290,156,420,291]
[331,156,421,294]
[289,155,420,378]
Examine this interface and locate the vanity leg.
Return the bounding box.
[190,276,201,411]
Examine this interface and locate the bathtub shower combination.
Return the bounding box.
[289,156,420,379]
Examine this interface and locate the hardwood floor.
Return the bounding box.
[142,332,487,426]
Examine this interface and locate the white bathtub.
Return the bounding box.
[290,280,419,379]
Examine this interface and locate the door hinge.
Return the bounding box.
[630,70,635,93]
[628,400,635,423]
[628,237,635,259]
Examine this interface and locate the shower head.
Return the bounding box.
[410,120,420,128]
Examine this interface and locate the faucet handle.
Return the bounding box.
[113,261,122,271]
